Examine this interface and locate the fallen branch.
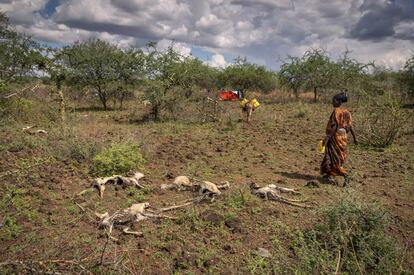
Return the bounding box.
[335,249,341,275]
[99,235,110,266]
[75,202,86,212]
[2,83,40,99]
[159,200,195,212]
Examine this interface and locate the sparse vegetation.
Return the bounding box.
[1,12,413,274]
[355,91,412,148]
[92,142,145,176]
[290,194,399,274]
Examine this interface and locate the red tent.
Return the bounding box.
[219,90,239,101]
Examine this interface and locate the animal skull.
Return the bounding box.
[92,172,145,198]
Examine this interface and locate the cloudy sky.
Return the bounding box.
[1,0,414,70]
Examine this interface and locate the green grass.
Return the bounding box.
[92,142,145,176]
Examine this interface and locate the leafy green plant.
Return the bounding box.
[92,142,145,176]
[0,216,21,240]
[290,193,399,274]
[244,254,271,274]
[126,185,151,202]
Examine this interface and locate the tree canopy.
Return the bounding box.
[0,12,43,87]
[219,57,278,94]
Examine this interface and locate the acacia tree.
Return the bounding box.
[332,50,371,95]
[143,42,220,120]
[111,47,146,108]
[302,49,333,101]
[167,57,218,97]
[143,42,181,120]
[219,57,278,93]
[402,55,414,96]
[62,39,119,109]
[0,12,44,88]
[38,47,70,121]
[62,39,144,110]
[279,56,306,98]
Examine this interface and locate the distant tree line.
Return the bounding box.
[1,12,414,116]
[279,48,414,101]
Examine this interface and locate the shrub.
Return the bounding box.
[92,142,145,176]
[354,92,411,148]
[0,96,60,125]
[224,114,238,131]
[291,193,399,274]
[54,131,99,163]
[0,216,21,240]
[296,102,310,118]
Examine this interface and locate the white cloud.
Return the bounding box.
[0,0,48,25]
[2,0,414,70]
[157,39,192,58]
[207,53,228,68]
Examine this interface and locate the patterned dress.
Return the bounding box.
[320,107,352,176]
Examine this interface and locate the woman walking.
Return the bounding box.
[321,92,358,186]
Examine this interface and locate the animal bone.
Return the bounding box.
[161,176,193,190]
[22,125,48,135]
[250,182,309,208]
[96,202,150,237]
[92,172,145,198]
[96,202,180,239]
[162,176,230,201]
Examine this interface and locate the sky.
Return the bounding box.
[1,0,414,71]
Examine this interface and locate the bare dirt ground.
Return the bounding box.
[0,99,413,274]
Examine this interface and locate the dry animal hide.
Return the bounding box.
[96,202,177,239]
[250,182,310,208]
[92,172,145,198]
[161,176,230,201]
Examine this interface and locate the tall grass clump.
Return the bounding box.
[354,91,412,148]
[296,102,310,118]
[92,142,145,177]
[290,193,400,274]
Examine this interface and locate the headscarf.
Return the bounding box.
[333,92,348,103]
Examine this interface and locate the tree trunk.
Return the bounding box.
[58,89,66,122]
[313,87,317,102]
[119,97,124,110]
[101,97,107,110]
[152,104,159,121]
[97,87,107,110]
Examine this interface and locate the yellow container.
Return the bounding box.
[317,140,325,154]
[240,98,249,108]
[252,98,260,108]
